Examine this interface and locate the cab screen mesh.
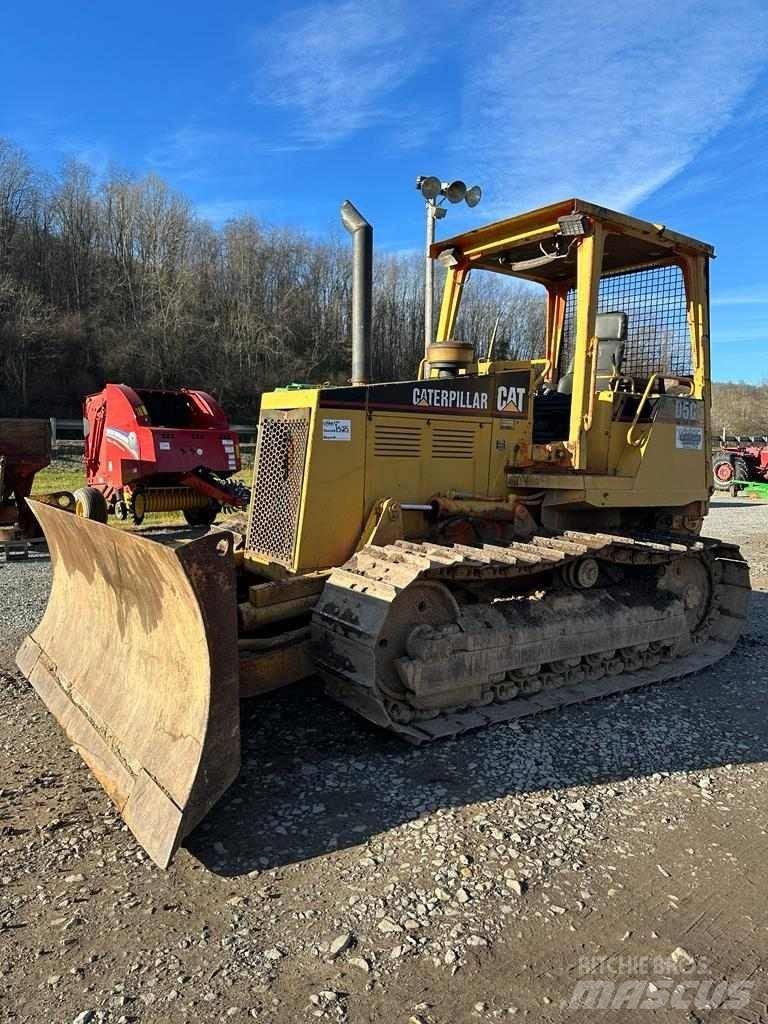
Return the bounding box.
[561,264,692,378]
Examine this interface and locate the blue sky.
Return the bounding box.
[2,0,767,381]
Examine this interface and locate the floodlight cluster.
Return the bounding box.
[416,175,482,208]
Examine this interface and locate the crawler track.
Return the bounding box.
[312,531,751,743]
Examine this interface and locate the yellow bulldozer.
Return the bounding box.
[17,198,751,868]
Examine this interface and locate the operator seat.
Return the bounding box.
[533,311,628,444]
[557,311,628,395]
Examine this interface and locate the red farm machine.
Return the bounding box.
[78,384,250,525]
[0,419,75,557]
[712,435,768,496]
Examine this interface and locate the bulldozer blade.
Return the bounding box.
[15,500,240,868]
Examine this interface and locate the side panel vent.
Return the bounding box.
[245,408,310,566]
[374,423,422,458]
[431,426,476,459]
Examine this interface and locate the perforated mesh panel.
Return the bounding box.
[560,264,693,378]
[245,409,310,566]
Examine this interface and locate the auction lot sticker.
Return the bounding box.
[322,418,352,441]
[676,425,704,450]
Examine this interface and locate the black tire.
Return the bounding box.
[713,454,749,492]
[130,489,146,526]
[73,486,108,523]
[712,455,735,491]
[734,456,749,485]
[731,456,750,495]
[183,502,220,527]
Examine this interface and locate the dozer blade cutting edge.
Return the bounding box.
[15,501,240,868]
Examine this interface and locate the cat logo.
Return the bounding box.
[414,393,430,407]
[496,384,527,415]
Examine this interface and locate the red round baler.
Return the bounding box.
[79,383,249,525]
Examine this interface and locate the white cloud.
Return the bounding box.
[196,198,271,226]
[251,0,767,211]
[712,287,768,306]
[65,144,110,176]
[146,126,267,177]
[144,126,307,186]
[149,126,223,168]
[254,0,434,144]
[460,0,768,214]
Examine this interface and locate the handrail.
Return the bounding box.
[626,373,659,447]
[582,338,598,432]
[670,377,695,397]
[530,357,551,392]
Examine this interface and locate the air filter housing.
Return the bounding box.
[426,340,475,377]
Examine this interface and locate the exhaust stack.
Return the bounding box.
[340,200,372,386]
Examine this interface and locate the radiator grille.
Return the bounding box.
[373,423,421,458]
[431,426,475,459]
[561,264,693,378]
[245,409,310,566]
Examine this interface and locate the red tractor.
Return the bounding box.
[712,436,768,494]
[78,384,250,525]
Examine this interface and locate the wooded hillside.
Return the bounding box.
[0,137,763,431]
[0,138,541,421]
[711,382,768,438]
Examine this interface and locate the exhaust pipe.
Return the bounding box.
[340,200,372,386]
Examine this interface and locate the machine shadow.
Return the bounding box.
[708,501,766,510]
[186,590,768,877]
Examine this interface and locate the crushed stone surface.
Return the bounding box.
[1,496,767,1022]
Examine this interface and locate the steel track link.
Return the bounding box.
[312,530,751,744]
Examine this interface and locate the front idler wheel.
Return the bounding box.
[658,554,713,633]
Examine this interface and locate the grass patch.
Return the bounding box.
[31,455,253,528]
[33,457,84,494]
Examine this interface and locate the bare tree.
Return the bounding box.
[50,159,100,312]
[2,135,750,427]
[0,139,34,272]
[712,382,768,437]
[0,275,52,411]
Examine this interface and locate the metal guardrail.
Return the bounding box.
[49,418,82,441]
[233,424,257,439]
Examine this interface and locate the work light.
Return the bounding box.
[443,180,467,204]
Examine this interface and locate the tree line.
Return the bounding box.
[0,137,762,434]
[711,381,768,438]
[0,138,542,421]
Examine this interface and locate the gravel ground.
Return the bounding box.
[1,496,767,1023]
